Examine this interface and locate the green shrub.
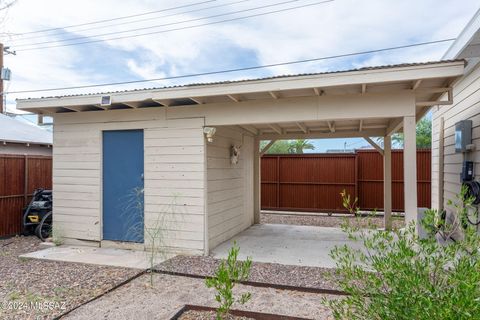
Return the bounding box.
[205,241,252,320]
[326,189,480,320]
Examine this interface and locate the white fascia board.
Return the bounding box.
[443,8,480,59]
[17,61,465,112]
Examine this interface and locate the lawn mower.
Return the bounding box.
[22,189,52,241]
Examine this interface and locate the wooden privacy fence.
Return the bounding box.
[0,155,52,237]
[261,149,431,213]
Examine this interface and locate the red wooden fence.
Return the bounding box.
[0,155,52,237]
[261,149,431,213]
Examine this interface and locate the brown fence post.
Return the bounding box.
[24,154,29,206]
[354,152,359,206]
[276,156,280,209]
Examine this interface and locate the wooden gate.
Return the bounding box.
[0,155,52,237]
[261,149,431,213]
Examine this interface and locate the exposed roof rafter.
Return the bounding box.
[189,97,204,104]
[61,106,83,112]
[327,121,335,133]
[260,139,277,156]
[268,123,283,135]
[239,125,258,135]
[296,122,308,133]
[123,102,140,108]
[152,99,169,107]
[386,118,403,136]
[269,91,279,99]
[412,79,422,90]
[227,94,241,103]
[364,136,384,155]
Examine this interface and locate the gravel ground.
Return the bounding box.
[261,212,405,229]
[178,310,253,320]
[156,255,340,291]
[64,273,336,320]
[0,236,139,320]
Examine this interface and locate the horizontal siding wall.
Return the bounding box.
[207,126,254,250]
[52,108,206,254]
[432,62,480,209]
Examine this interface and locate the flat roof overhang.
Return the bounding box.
[16,60,465,139]
[17,60,465,112]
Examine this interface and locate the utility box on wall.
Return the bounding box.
[455,120,473,153]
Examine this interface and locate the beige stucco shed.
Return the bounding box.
[17,60,465,255]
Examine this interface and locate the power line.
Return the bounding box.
[5,38,455,95]
[8,0,217,36]
[13,0,303,47]
[10,0,253,43]
[14,0,324,50]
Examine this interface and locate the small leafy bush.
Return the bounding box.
[205,241,252,320]
[326,189,480,320]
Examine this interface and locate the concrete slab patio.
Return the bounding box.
[20,245,170,269]
[211,223,361,268]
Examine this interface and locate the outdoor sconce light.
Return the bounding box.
[203,127,216,142]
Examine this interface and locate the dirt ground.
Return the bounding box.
[260,212,405,229]
[1,214,388,319]
[0,236,139,320]
[63,273,337,320]
[157,255,340,291]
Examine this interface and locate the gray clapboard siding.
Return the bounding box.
[206,126,254,249]
[52,108,206,254]
[432,62,480,209]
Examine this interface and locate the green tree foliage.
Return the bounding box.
[326,188,480,320]
[260,139,315,154]
[392,117,432,148]
[205,242,252,320]
[288,139,315,154]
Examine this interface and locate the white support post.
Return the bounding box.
[384,135,392,230]
[253,137,261,224]
[403,116,418,226]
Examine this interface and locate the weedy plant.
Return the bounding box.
[340,189,359,216]
[124,187,184,287]
[205,241,252,320]
[325,188,480,320]
[51,225,64,246]
[143,194,183,286]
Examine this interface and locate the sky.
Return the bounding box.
[1,0,479,151]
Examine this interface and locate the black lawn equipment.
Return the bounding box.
[22,189,52,241]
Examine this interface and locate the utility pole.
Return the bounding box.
[0,43,15,114]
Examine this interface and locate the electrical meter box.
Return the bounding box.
[461,161,474,182]
[455,120,472,153]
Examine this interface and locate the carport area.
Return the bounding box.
[211,224,360,268]
[202,61,464,257]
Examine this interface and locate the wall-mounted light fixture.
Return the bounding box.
[203,127,216,142]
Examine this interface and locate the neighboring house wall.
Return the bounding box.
[52,108,206,254]
[207,126,254,250]
[432,62,480,209]
[0,143,52,156]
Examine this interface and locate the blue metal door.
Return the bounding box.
[102,130,144,242]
